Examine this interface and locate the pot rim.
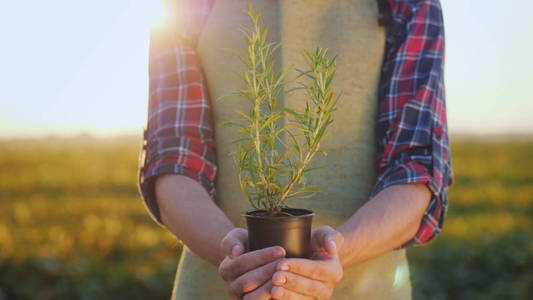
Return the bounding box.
[243,208,315,220]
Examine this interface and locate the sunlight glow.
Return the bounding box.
[0,0,532,138]
[0,0,165,138]
[145,0,165,28]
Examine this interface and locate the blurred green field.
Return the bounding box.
[0,135,531,299]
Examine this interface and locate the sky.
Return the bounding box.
[0,0,532,138]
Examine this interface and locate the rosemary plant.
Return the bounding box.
[220,3,340,216]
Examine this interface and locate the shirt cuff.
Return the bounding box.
[137,134,217,227]
[138,161,216,227]
[370,160,450,249]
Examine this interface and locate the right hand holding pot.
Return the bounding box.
[218,228,286,300]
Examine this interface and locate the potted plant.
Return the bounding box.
[220,4,340,258]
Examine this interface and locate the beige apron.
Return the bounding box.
[171,0,412,299]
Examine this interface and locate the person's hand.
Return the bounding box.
[218,228,286,300]
[270,226,344,300]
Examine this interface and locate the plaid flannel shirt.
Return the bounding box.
[138,0,453,248]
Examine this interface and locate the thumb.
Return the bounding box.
[311,226,344,257]
[322,229,344,257]
[220,228,248,259]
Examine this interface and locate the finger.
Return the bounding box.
[221,228,248,258]
[311,226,343,257]
[220,246,286,281]
[272,271,332,300]
[243,280,274,300]
[324,230,344,257]
[270,286,314,300]
[276,258,342,283]
[229,259,280,296]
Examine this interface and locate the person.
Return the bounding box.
[138,0,452,299]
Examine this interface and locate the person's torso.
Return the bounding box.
[172,1,411,299]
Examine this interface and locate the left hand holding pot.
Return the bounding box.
[219,228,286,300]
[270,226,344,300]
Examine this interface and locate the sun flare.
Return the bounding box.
[144,0,165,28]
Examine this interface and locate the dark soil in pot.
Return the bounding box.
[243,208,315,258]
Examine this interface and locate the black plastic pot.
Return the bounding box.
[243,208,315,258]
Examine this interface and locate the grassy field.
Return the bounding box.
[0,135,531,299]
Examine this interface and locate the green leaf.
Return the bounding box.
[303,165,327,173]
[235,110,253,122]
[220,121,246,129]
[259,112,283,131]
[294,68,316,80]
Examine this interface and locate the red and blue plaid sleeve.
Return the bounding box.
[138,0,217,226]
[371,0,453,248]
